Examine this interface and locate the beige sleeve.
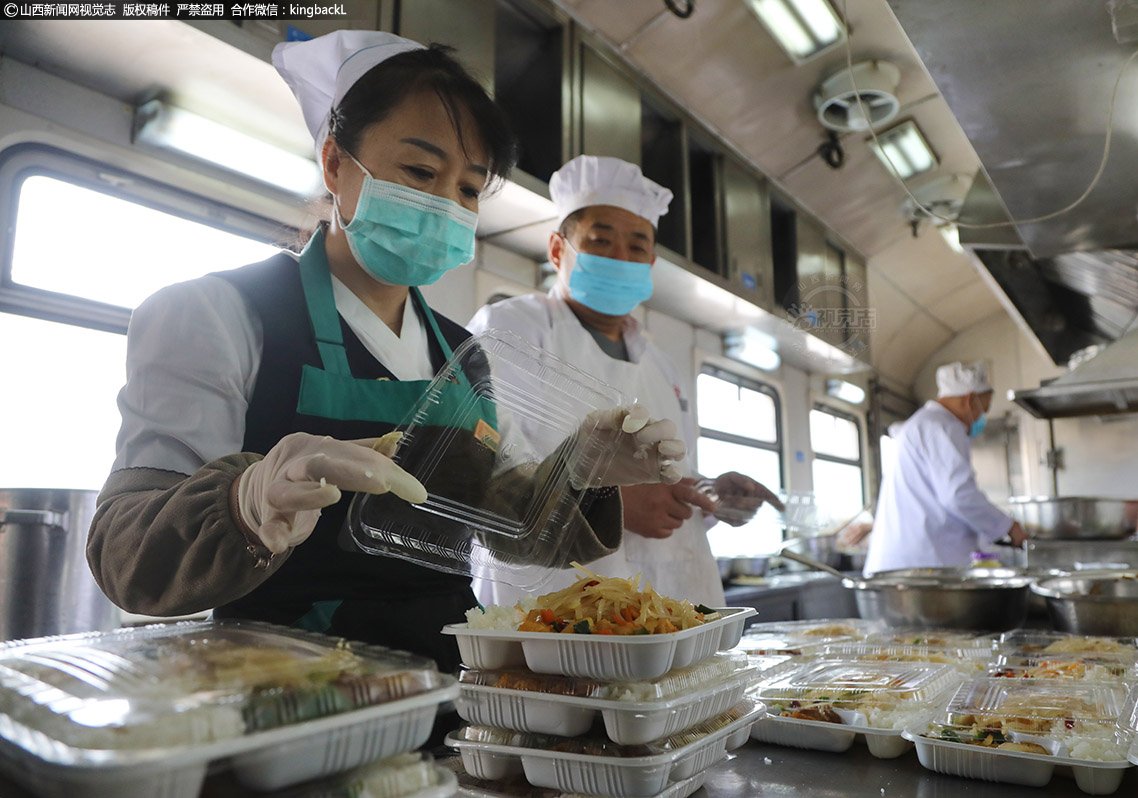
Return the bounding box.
[87,454,291,617]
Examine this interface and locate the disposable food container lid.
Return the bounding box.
[988,657,1138,682]
[864,629,997,648]
[824,642,992,667]
[938,677,1129,730]
[0,620,445,758]
[348,330,628,590]
[448,701,758,758]
[751,659,961,707]
[458,652,752,703]
[274,752,454,798]
[734,619,873,655]
[996,632,1138,662]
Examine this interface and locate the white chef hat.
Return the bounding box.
[272,30,425,160]
[550,155,674,229]
[936,360,992,397]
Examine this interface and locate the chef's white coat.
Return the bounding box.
[113,260,433,476]
[863,400,1013,575]
[467,289,726,608]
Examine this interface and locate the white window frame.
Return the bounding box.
[810,402,865,504]
[696,364,784,478]
[0,144,290,334]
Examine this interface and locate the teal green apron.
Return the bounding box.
[290,231,496,631]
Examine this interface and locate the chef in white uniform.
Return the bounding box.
[864,361,1027,574]
[469,155,780,607]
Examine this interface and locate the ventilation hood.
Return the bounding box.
[1012,324,1138,419]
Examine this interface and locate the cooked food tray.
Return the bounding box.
[443,608,755,680]
[444,701,761,797]
[904,676,1134,795]
[442,754,712,798]
[996,632,1138,664]
[456,653,757,744]
[0,621,458,798]
[823,642,993,675]
[732,618,875,657]
[748,659,964,759]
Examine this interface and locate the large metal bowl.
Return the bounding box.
[1008,497,1138,540]
[842,567,1032,631]
[1031,571,1138,635]
[729,556,770,578]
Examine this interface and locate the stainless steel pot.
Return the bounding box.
[0,489,121,640]
[730,556,770,578]
[1031,571,1138,635]
[1008,497,1138,540]
[842,567,1031,631]
[781,535,841,569]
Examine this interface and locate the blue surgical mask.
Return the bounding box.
[563,240,653,316]
[335,152,477,286]
[970,413,987,438]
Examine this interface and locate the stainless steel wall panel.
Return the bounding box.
[721,157,772,309]
[578,45,641,165]
[398,0,496,91]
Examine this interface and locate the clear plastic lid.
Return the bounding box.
[752,659,962,710]
[989,657,1138,682]
[734,619,873,655]
[458,652,752,703]
[996,632,1138,662]
[0,620,445,756]
[449,701,757,758]
[275,752,449,798]
[823,642,992,670]
[925,677,1131,756]
[864,629,998,649]
[348,330,628,589]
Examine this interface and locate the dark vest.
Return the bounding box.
[212,253,475,667]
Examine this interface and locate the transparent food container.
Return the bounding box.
[996,631,1138,664]
[823,642,993,675]
[272,752,458,798]
[442,753,712,798]
[445,701,761,797]
[864,628,998,649]
[348,330,628,590]
[444,607,755,681]
[0,621,458,798]
[733,618,875,656]
[989,656,1138,683]
[906,677,1134,794]
[748,659,963,758]
[455,653,757,744]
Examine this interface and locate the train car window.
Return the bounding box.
[0,147,287,490]
[809,405,865,523]
[696,366,784,555]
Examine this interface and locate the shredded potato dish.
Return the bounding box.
[515,564,718,636]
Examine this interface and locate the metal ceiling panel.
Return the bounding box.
[888,0,1138,257]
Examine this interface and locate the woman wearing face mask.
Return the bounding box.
[87,31,685,671]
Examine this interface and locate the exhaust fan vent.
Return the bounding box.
[814,60,901,133]
[901,174,972,223]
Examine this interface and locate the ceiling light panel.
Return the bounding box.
[746,0,846,63]
[869,120,939,181]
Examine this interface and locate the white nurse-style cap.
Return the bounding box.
[272,30,425,159]
[550,155,674,229]
[936,360,992,398]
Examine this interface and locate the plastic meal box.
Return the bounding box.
[988,656,1138,683]
[444,607,755,681]
[732,618,876,657]
[271,752,458,798]
[863,628,999,649]
[748,658,963,759]
[445,700,761,798]
[904,676,1134,795]
[0,620,459,798]
[348,329,629,590]
[823,641,994,675]
[455,652,758,744]
[442,753,714,798]
[996,632,1138,665]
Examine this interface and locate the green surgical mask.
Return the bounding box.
[335,151,478,286]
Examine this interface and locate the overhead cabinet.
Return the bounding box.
[721,157,773,309]
[577,43,642,167]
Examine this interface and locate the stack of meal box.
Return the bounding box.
[737,620,1138,796]
[442,602,762,798]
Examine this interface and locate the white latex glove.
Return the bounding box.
[237,431,426,554]
[576,404,687,488]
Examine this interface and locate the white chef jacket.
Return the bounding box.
[467,289,725,608]
[113,258,433,476]
[863,400,1013,575]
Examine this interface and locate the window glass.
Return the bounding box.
[11,176,279,309]
[812,459,864,525]
[809,407,860,460]
[698,435,783,556]
[696,372,777,442]
[0,314,126,489]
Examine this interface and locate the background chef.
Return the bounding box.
[864,360,1027,574]
[469,154,781,608]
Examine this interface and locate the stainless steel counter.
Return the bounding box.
[699,739,1138,797]
[725,571,860,622]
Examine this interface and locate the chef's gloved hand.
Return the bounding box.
[709,471,785,527]
[236,431,427,554]
[573,404,687,488]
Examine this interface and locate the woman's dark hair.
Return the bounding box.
[329,43,518,188]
